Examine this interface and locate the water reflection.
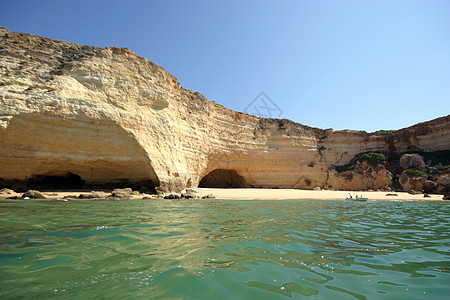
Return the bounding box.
[0,199,449,299]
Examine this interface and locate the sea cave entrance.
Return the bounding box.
[24,173,157,192]
[0,114,159,193]
[198,169,247,188]
[28,173,85,190]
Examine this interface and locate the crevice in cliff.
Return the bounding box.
[316,133,330,189]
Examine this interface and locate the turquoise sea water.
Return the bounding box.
[0,198,449,299]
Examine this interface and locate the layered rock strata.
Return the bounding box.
[1,27,449,192]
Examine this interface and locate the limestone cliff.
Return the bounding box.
[1,27,449,192]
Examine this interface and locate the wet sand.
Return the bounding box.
[0,188,445,201]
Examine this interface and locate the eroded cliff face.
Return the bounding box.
[1,27,449,192]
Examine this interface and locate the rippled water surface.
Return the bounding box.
[1,198,449,299]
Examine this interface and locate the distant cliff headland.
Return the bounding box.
[1,27,449,195]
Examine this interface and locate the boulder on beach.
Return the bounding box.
[436,174,450,193]
[78,191,109,199]
[399,172,426,192]
[22,190,46,199]
[408,190,422,195]
[0,188,15,195]
[423,180,437,193]
[181,189,198,199]
[202,194,216,199]
[111,188,133,199]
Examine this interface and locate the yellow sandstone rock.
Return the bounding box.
[0,27,449,192]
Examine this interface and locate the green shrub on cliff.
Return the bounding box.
[374,130,395,134]
[405,168,434,180]
[335,163,355,173]
[358,152,386,165]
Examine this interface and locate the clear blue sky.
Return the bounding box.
[1,0,449,132]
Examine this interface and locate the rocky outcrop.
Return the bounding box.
[110,188,133,199]
[399,172,427,192]
[1,27,450,192]
[22,190,46,199]
[400,154,425,171]
[328,161,392,191]
[423,180,437,193]
[0,188,14,194]
[436,174,450,194]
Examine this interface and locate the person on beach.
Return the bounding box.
[349,193,352,199]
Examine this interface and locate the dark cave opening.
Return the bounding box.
[27,173,85,190]
[198,169,247,188]
[25,173,157,193]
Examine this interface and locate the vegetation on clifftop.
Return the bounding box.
[358,152,387,165]
[373,129,395,134]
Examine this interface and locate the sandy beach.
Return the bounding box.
[0,188,446,201]
[196,188,445,201]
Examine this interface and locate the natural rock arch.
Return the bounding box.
[0,114,159,191]
[198,169,247,188]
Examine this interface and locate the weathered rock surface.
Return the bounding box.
[111,188,133,199]
[1,27,449,192]
[0,188,14,194]
[181,189,198,199]
[78,191,109,199]
[400,154,425,171]
[399,172,427,192]
[423,180,437,193]
[328,161,392,191]
[22,190,46,199]
[436,174,450,194]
